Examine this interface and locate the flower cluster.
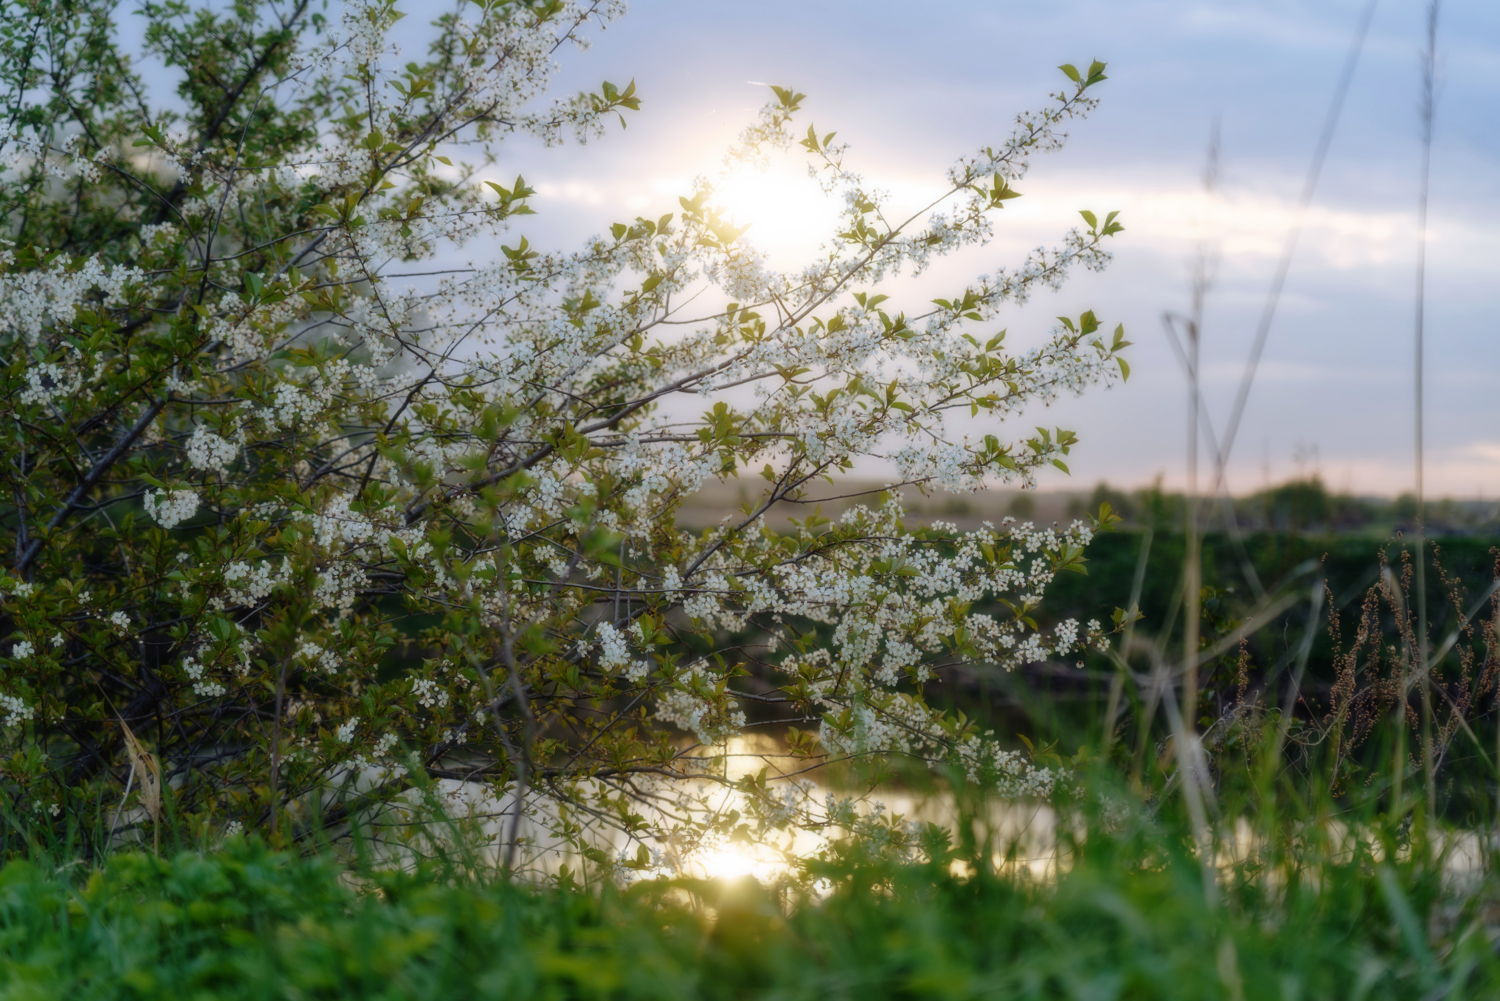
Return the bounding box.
[144,489,199,530]
[185,423,242,474]
[181,656,226,699]
[0,693,29,726]
[19,363,80,406]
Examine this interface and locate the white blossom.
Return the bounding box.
[144,488,199,529]
[0,693,30,726]
[185,422,242,474]
[19,362,81,406]
[412,677,449,709]
[182,655,226,698]
[296,640,339,674]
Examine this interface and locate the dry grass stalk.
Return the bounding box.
[119,717,162,852]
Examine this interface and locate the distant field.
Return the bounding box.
[676,478,1500,538]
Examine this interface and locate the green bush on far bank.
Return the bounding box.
[1070,478,1499,536]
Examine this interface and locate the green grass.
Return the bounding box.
[1,801,1497,1000]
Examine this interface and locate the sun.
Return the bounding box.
[696,843,765,880]
[690,838,796,883]
[708,164,840,268]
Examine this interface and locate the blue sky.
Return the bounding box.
[503,0,1499,498]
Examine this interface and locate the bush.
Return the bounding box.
[0,0,1129,863]
[0,812,1495,1000]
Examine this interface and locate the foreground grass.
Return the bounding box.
[1,820,1497,1001]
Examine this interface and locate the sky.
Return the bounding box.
[491,0,1499,499]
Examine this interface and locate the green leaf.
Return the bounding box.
[770,85,806,111]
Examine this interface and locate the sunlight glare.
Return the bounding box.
[694,841,795,883]
[709,164,840,268]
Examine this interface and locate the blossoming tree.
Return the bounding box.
[0,0,1127,869]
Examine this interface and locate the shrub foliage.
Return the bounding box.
[0,0,1127,861]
